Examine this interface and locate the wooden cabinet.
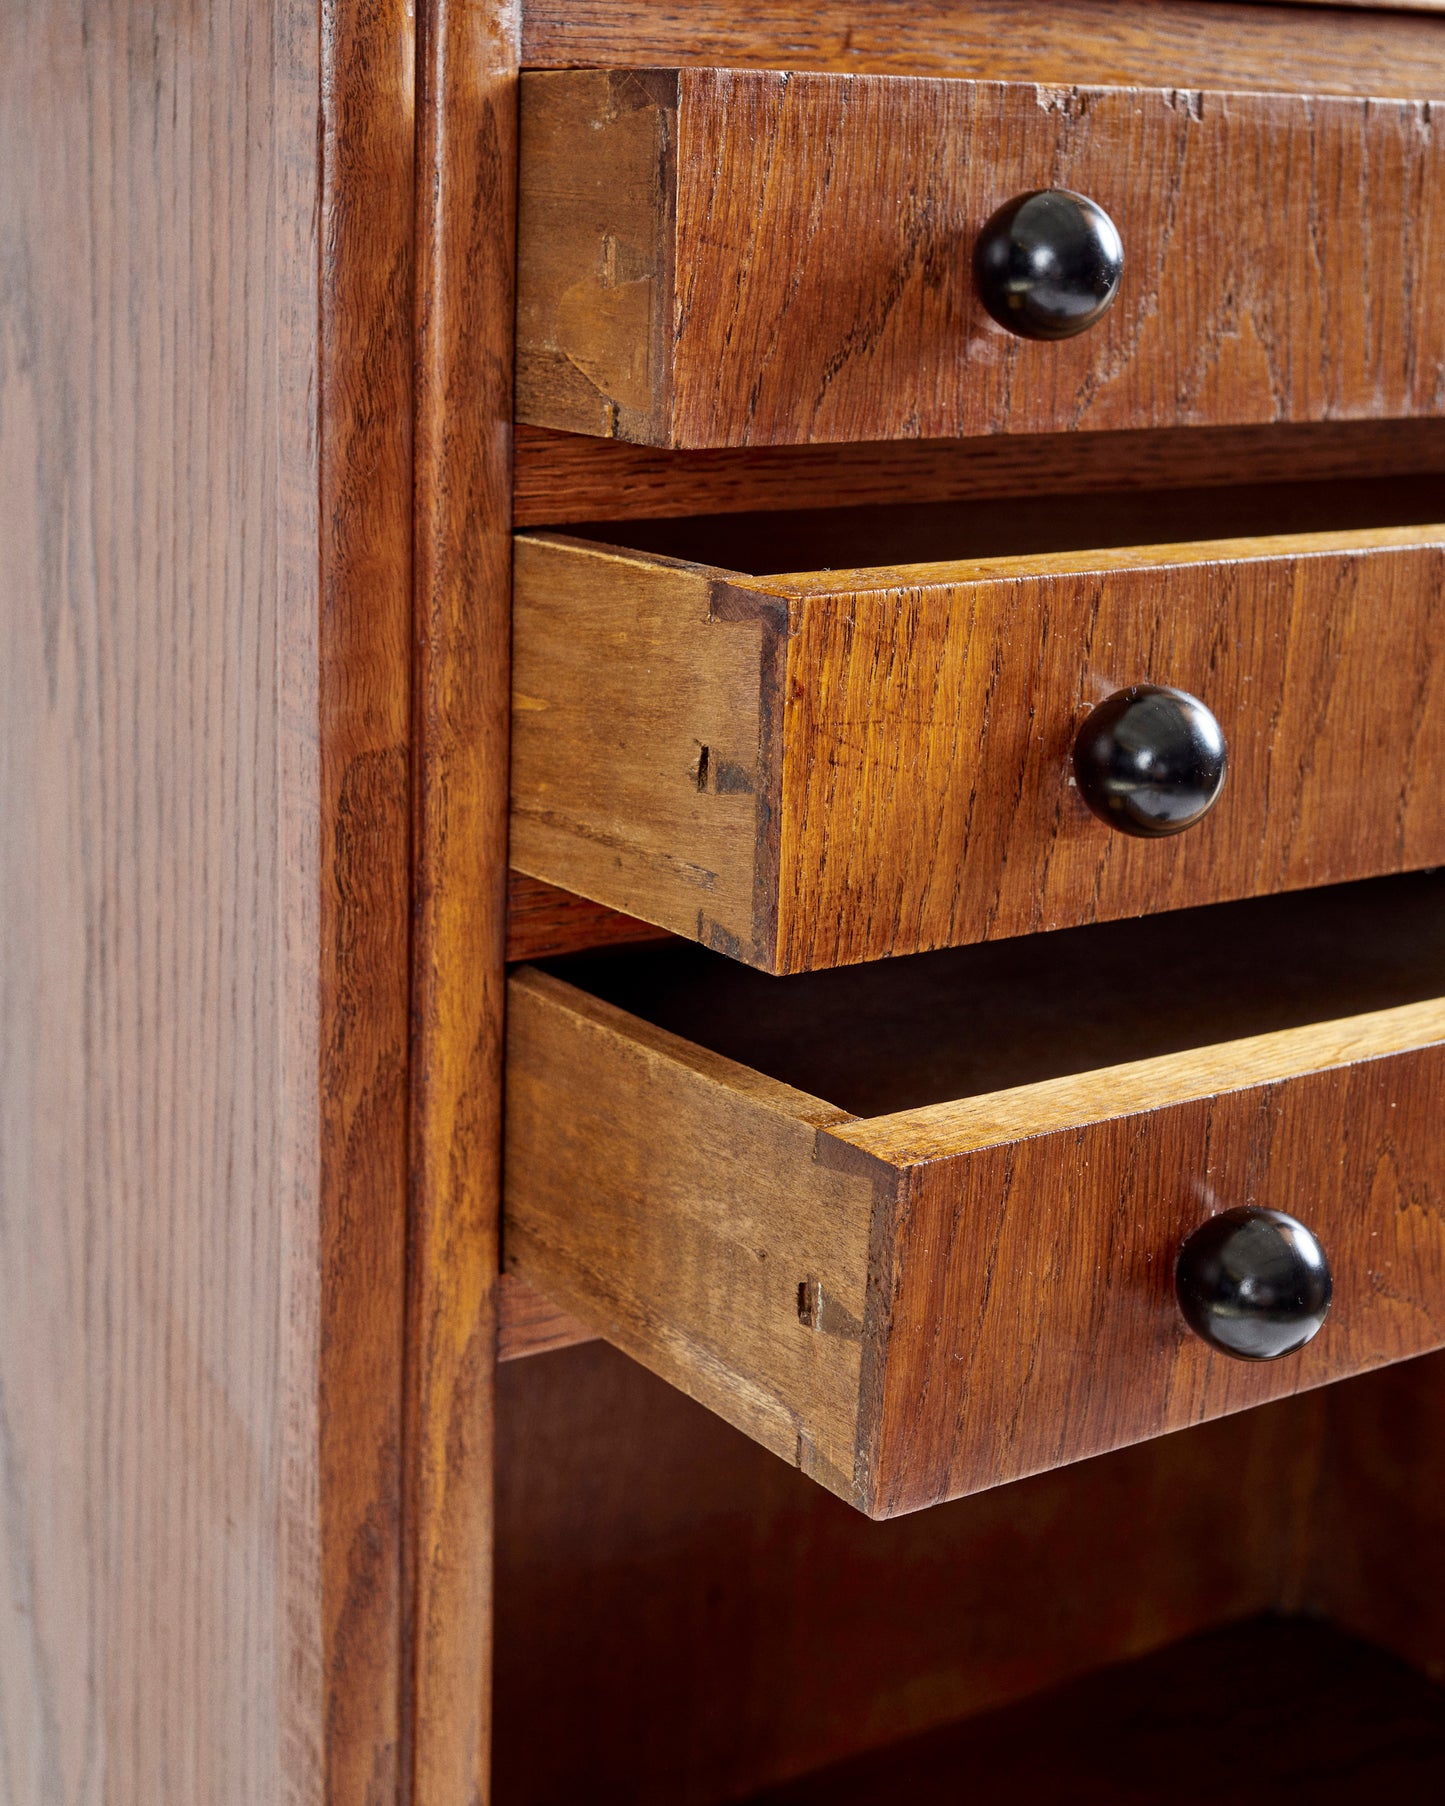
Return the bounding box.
[11,2,1445,1803]
[517,65,1445,447]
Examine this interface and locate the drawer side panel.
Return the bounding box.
[516,68,678,441]
[510,535,785,965]
[503,970,891,1501]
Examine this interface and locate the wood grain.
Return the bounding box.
[513,418,1445,527]
[860,1023,1445,1516]
[771,527,1445,971]
[505,969,880,1498]
[497,1276,597,1362]
[510,534,778,962]
[512,522,1445,973]
[504,881,1445,1516]
[494,1341,1328,1805]
[517,68,1445,447]
[516,67,679,442]
[507,872,665,963]
[523,1,1445,95]
[407,1,517,1802]
[318,2,415,1798]
[1,3,414,1801]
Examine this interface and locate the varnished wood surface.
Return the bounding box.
[518,67,1445,446]
[505,876,1445,1515]
[512,516,1445,972]
[862,1021,1445,1515]
[746,1616,1445,1805]
[408,1,518,1801]
[494,1342,1327,1804]
[768,526,1445,971]
[513,418,1445,527]
[318,2,416,1797]
[1,4,413,1800]
[523,1,1445,95]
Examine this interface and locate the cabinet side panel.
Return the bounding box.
[318,1,417,1799]
[0,4,324,1802]
[410,1,520,1800]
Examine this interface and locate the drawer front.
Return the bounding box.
[504,967,1445,1519]
[511,526,1445,972]
[516,67,1445,448]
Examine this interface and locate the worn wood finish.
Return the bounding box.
[495,1342,1329,1804]
[1,3,415,1801]
[507,872,666,963]
[514,418,1445,528]
[512,522,1445,973]
[511,534,775,963]
[507,970,877,1495]
[517,67,1445,447]
[505,880,1445,1514]
[523,1,1445,95]
[408,1,518,1802]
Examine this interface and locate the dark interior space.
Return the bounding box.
[560,475,1445,576]
[546,870,1445,1117]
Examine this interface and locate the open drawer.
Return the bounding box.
[504,872,1445,1519]
[510,480,1445,972]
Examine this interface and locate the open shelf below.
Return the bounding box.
[744,1615,1445,1804]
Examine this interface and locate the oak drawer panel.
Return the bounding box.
[503,876,1445,1518]
[516,66,1445,448]
[510,506,1445,973]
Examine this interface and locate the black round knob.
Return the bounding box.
[973,189,1124,340]
[1176,1208,1332,1361]
[1072,685,1227,838]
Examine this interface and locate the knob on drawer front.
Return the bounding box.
[1175,1208,1333,1361]
[1073,685,1227,838]
[973,189,1125,340]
